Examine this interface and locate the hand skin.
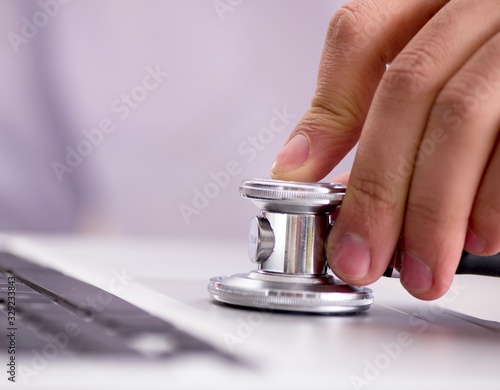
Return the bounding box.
[271,0,500,300]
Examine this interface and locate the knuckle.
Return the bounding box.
[309,95,363,135]
[347,169,398,213]
[326,0,379,52]
[435,69,496,119]
[327,2,365,45]
[429,98,466,134]
[381,45,440,97]
[406,195,455,230]
[444,68,488,97]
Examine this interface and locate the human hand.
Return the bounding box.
[270,0,500,300]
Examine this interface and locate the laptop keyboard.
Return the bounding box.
[0,252,220,358]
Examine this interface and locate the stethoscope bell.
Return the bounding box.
[208,179,374,314]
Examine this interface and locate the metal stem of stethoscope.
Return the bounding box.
[208,179,373,314]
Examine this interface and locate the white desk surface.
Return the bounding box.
[3,234,500,390]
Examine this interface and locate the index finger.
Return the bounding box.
[328,0,500,299]
[270,0,448,182]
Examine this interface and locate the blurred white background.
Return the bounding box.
[0,0,355,239]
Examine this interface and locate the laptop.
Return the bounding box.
[1,234,500,389]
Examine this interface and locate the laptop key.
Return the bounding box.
[0,253,226,359]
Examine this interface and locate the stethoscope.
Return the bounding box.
[208,179,500,314]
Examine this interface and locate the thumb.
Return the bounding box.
[270,0,447,182]
[270,104,366,182]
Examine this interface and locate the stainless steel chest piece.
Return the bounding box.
[208,179,374,314]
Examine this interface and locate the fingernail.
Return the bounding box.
[271,134,309,175]
[331,234,371,280]
[400,252,433,293]
[464,227,486,254]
